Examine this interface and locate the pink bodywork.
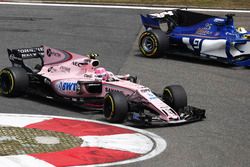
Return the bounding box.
[38,46,180,122]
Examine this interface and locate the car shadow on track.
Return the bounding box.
[126,119,206,129]
[135,52,249,70]
[20,95,103,115]
[4,95,206,128]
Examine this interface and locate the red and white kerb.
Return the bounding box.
[0,114,166,167]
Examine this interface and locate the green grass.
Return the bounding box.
[41,0,250,9]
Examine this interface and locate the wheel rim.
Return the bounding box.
[142,36,155,53]
[104,95,114,120]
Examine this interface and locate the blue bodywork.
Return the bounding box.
[140,9,250,66]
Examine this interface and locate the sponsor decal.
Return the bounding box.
[105,87,122,93]
[58,82,77,92]
[140,88,150,93]
[193,38,202,49]
[21,53,42,58]
[47,48,61,57]
[149,11,173,18]
[195,29,212,35]
[84,73,93,78]
[214,32,220,36]
[17,47,43,54]
[183,37,202,51]
[16,47,44,59]
[84,59,91,63]
[47,66,57,73]
[214,18,225,23]
[59,66,70,73]
[9,54,22,61]
[147,92,157,100]
[72,61,85,67]
[140,88,157,99]
[195,23,212,35]
[225,32,235,36]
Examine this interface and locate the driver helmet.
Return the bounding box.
[236,27,247,34]
[95,67,109,80]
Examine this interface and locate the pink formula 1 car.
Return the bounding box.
[0,46,205,125]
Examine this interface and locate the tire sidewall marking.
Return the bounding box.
[0,69,14,95]
[105,94,115,120]
[139,31,158,57]
[164,88,173,103]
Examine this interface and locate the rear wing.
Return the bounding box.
[141,9,217,30]
[7,46,44,72]
[7,45,76,73]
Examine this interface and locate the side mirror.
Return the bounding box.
[225,14,235,19]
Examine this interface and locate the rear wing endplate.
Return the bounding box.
[7,46,44,71]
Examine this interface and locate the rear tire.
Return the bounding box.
[162,85,187,112]
[0,67,29,97]
[103,92,128,123]
[139,29,169,57]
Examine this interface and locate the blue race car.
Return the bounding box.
[138,9,250,67]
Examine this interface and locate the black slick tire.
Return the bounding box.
[162,85,187,112]
[139,29,169,57]
[103,92,128,123]
[0,67,29,97]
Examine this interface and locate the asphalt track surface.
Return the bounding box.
[0,3,249,167]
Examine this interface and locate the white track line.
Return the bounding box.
[80,133,154,154]
[0,155,54,167]
[0,2,250,13]
[0,115,51,127]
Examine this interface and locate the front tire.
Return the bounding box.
[0,67,29,97]
[139,29,169,57]
[103,92,128,123]
[162,85,187,112]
